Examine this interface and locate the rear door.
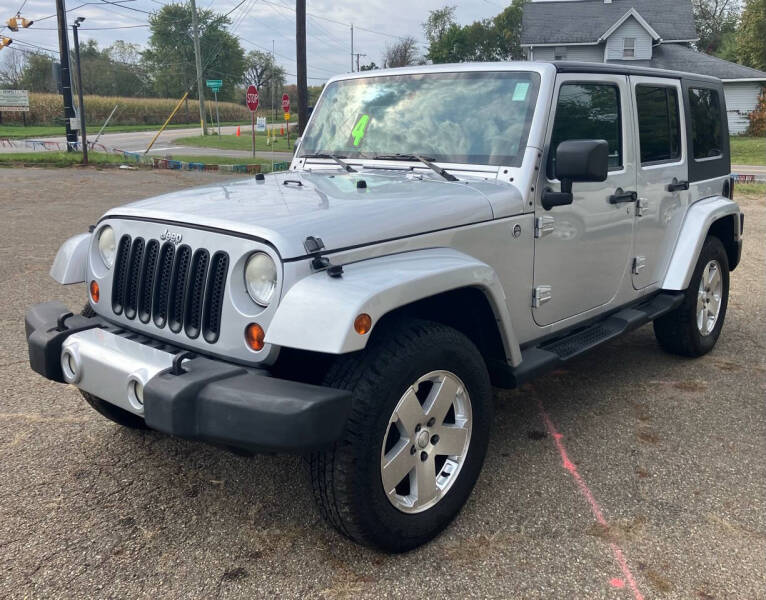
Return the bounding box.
[630,76,688,289]
[533,73,636,326]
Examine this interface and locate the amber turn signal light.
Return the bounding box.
[354,313,372,335]
[245,323,265,351]
[89,280,100,303]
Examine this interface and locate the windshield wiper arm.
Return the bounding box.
[301,153,357,173]
[368,153,458,182]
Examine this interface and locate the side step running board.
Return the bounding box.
[493,292,684,389]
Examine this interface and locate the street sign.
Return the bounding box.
[246,85,259,112]
[0,89,29,112]
[281,93,290,113]
[256,117,266,132]
[283,112,290,121]
[206,79,222,92]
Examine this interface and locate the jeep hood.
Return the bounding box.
[103,170,522,259]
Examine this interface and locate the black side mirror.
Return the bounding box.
[542,139,609,210]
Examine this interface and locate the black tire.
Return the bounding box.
[309,319,493,552]
[653,236,730,357]
[78,304,148,430]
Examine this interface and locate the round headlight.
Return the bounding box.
[245,252,277,306]
[97,226,116,269]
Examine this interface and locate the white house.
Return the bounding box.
[521,0,766,134]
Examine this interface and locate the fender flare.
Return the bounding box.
[50,232,91,285]
[266,248,522,365]
[662,196,741,291]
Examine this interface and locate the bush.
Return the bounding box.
[2,93,253,126]
[747,87,766,137]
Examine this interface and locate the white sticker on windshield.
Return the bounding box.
[512,82,530,102]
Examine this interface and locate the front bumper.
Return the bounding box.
[25,301,352,453]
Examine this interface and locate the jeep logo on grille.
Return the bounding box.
[160,229,183,245]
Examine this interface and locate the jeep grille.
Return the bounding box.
[111,234,229,343]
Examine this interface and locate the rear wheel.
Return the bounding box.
[653,236,730,357]
[309,319,492,552]
[78,304,148,430]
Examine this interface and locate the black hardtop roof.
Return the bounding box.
[552,61,722,85]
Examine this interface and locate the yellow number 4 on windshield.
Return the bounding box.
[351,114,369,147]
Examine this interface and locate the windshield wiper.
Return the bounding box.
[301,153,357,173]
[368,153,458,182]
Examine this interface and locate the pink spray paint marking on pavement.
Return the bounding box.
[537,397,645,600]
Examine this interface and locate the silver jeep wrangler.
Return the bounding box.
[26,62,743,552]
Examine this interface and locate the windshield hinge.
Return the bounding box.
[535,216,555,238]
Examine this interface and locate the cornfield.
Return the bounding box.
[2,93,253,126]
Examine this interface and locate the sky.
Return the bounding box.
[2,0,505,84]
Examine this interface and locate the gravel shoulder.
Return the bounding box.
[0,168,764,599]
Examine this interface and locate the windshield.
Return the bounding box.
[300,71,540,167]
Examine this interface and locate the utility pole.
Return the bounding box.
[272,39,275,124]
[350,24,354,72]
[354,53,366,72]
[189,0,207,136]
[296,0,308,136]
[72,17,87,165]
[54,0,78,151]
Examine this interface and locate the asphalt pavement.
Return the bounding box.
[0,168,764,599]
[0,124,294,161]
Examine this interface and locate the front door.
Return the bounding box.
[630,76,689,289]
[533,73,636,326]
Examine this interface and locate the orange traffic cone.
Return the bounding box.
[280,126,284,136]
[236,126,241,137]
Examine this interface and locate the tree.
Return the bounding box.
[0,50,27,89]
[737,0,766,71]
[243,50,286,111]
[359,62,378,71]
[383,36,422,68]
[424,1,525,64]
[142,4,246,102]
[692,0,740,55]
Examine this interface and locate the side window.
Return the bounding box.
[548,83,622,178]
[688,87,723,160]
[636,85,681,164]
[623,38,635,58]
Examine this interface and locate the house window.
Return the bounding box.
[636,85,681,164]
[554,46,567,60]
[688,88,723,160]
[548,83,623,178]
[623,37,635,58]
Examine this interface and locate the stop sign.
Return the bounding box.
[281,93,290,113]
[246,85,259,112]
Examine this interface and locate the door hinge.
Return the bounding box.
[636,198,649,217]
[633,256,647,275]
[535,216,555,238]
[533,285,552,308]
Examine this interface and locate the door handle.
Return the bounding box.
[609,188,637,204]
[667,180,689,192]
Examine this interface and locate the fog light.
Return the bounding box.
[354,313,372,335]
[245,323,265,351]
[90,280,100,303]
[127,379,144,411]
[61,349,81,383]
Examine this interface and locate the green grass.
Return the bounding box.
[730,136,765,166]
[736,182,765,196]
[0,150,283,171]
[0,151,126,167]
[173,133,294,153]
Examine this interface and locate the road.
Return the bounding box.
[732,164,766,180]
[0,124,294,161]
[0,168,764,599]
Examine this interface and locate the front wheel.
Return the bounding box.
[309,320,492,552]
[653,236,730,357]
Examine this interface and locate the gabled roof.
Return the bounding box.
[598,8,660,42]
[521,0,698,46]
[609,43,766,81]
